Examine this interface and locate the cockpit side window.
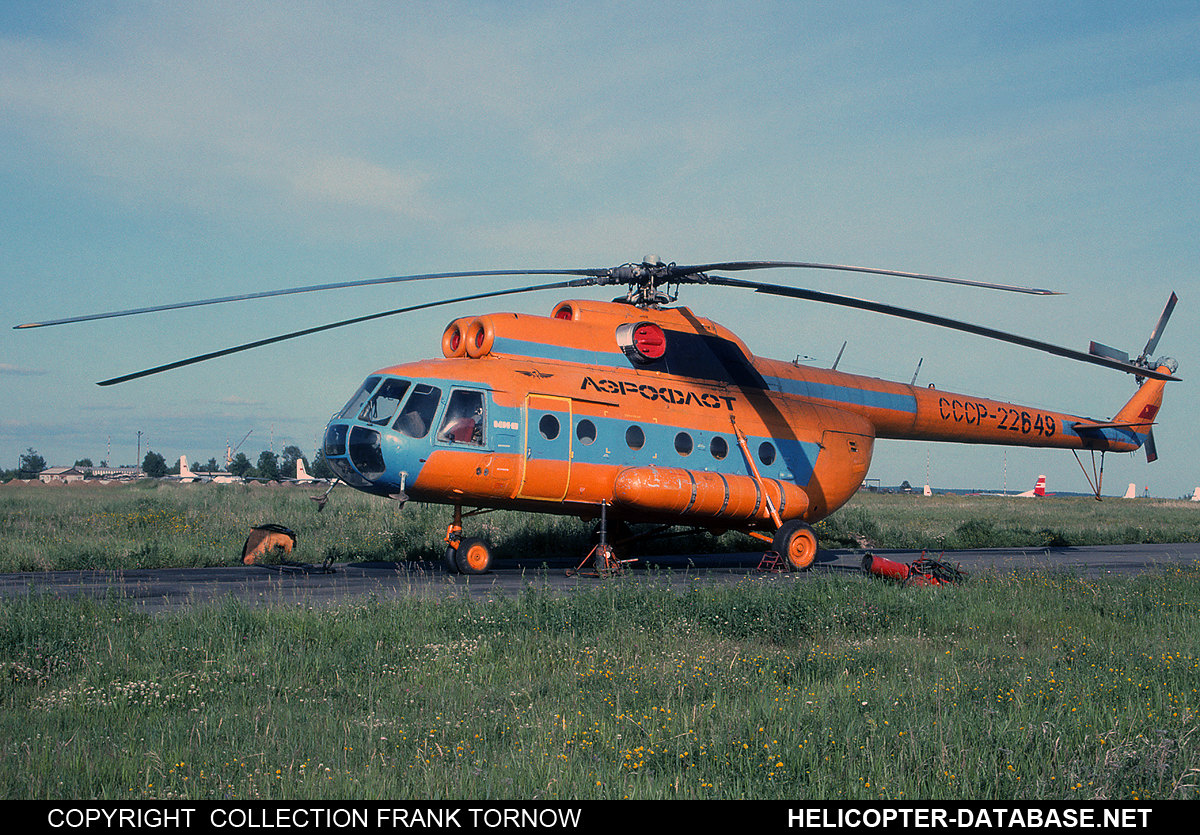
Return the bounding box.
[437,390,486,445]
[358,378,411,425]
[337,376,381,419]
[394,384,442,439]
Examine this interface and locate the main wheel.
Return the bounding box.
[443,544,460,574]
[455,537,495,575]
[772,520,819,571]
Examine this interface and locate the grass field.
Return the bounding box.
[2,480,1199,572]
[1,482,1198,800]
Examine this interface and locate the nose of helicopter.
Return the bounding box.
[322,420,411,497]
[321,375,450,499]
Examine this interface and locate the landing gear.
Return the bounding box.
[442,504,496,574]
[771,519,819,571]
[455,537,494,574]
[567,501,635,578]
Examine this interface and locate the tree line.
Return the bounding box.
[3,445,335,481]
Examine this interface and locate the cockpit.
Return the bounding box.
[323,375,488,490]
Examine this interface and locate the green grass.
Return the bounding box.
[1,481,1198,573]
[1,567,1197,800]
[2,482,1198,799]
[816,492,1200,551]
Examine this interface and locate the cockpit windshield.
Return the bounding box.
[358,378,411,426]
[337,376,380,420]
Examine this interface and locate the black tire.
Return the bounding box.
[443,544,460,574]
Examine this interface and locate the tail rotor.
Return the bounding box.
[1088,293,1179,462]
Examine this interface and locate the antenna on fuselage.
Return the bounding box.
[832,341,847,370]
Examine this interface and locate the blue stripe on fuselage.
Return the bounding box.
[766,375,918,414]
[524,411,820,487]
[491,336,626,368]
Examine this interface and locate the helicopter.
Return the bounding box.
[16,258,1179,574]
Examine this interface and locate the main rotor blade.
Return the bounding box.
[709,276,1180,381]
[96,279,586,386]
[669,261,1061,295]
[16,268,610,330]
[17,258,1057,330]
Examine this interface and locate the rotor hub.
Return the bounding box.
[610,256,697,307]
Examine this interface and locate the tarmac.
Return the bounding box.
[1,542,1197,614]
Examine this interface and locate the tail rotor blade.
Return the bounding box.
[1141,292,1178,359]
[1089,342,1130,363]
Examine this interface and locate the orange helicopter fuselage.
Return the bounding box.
[320,299,1163,533]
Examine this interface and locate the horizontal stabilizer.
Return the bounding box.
[1072,420,1155,432]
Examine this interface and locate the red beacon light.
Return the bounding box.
[616,322,667,364]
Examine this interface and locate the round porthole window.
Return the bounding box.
[674,432,693,456]
[625,425,645,451]
[758,441,777,466]
[576,419,597,445]
[709,436,728,460]
[539,414,560,440]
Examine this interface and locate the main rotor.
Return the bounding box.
[13,255,1179,385]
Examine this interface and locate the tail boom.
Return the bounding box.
[867,364,1174,455]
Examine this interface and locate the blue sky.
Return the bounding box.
[2,1,1197,496]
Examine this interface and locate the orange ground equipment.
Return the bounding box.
[861,552,966,587]
[241,523,297,565]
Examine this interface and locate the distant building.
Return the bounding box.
[88,467,141,480]
[38,466,87,483]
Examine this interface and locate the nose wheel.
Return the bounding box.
[442,504,496,574]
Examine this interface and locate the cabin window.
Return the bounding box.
[337,376,380,419]
[394,384,442,439]
[359,378,411,425]
[437,390,486,445]
[538,414,560,441]
[758,441,777,466]
[674,432,693,456]
[576,419,597,445]
[709,435,728,461]
[625,425,645,451]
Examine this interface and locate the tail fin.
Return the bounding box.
[1112,370,1170,430]
[1017,475,1046,497]
[180,455,194,478]
[1123,483,1137,499]
[1073,364,1174,462]
[296,458,310,480]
